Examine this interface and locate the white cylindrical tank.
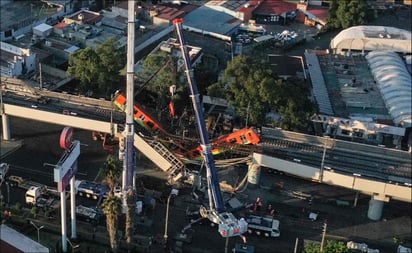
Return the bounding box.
[367,198,384,221]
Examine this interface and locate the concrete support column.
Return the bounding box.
[1,115,11,140]
[367,197,384,221]
[70,176,76,239]
[247,163,261,188]
[61,191,67,252]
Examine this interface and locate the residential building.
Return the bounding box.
[0,0,74,42]
[1,41,36,77]
[63,9,103,26]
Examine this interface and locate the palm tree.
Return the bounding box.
[102,194,122,252]
[101,154,123,193]
[125,188,136,245]
[101,154,136,250]
[101,154,123,252]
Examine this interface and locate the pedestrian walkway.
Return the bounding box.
[0,139,24,159]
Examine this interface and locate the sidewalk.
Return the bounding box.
[0,139,24,159]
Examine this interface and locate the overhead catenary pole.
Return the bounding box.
[122,0,135,210]
[39,63,42,89]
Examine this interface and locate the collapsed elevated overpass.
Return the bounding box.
[1,102,411,221]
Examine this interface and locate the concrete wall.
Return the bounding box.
[41,64,67,79]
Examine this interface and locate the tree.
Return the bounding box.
[67,39,124,98]
[101,154,123,253]
[100,154,137,250]
[137,50,205,123]
[208,55,316,131]
[325,0,340,29]
[271,76,317,131]
[139,52,179,112]
[326,0,368,30]
[304,240,354,253]
[212,55,276,125]
[125,189,136,245]
[101,194,122,253]
[95,39,125,96]
[31,206,38,218]
[67,47,100,91]
[101,154,123,193]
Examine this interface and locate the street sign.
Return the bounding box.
[54,127,80,192]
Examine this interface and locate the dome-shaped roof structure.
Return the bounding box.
[330,26,412,54]
[365,51,411,126]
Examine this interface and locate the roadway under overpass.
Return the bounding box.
[1,103,411,221]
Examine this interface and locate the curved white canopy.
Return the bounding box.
[331,26,412,54]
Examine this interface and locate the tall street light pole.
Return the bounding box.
[5,181,10,206]
[163,193,172,246]
[164,189,178,247]
[30,221,44,243]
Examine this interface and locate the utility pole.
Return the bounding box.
[320,222,327,252]
[39,63,42,89]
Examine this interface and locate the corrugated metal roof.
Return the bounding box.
[182,5,241,36]
[305,52,334,115]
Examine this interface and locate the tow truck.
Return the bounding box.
[7,175,46,190]
[4,170,60,208]
[173,18,248,238]
[25,185,60,213]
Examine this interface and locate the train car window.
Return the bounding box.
[193,150,201,157]
[146,121,155,129]
[240,135,247,143]
[229,138,237,143]
[139,115,145,121]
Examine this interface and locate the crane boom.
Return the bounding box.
[173,18,247,238]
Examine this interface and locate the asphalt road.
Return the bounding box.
[2,118,411,253]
